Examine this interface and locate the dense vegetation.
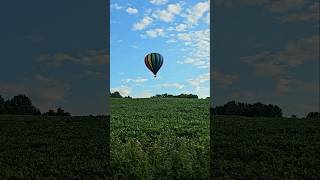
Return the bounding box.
[211,115,320,179]
[0,115,110,179]
[306,112,320,119]
[151,93,198,98]
[212,100,283,117]
[0,95,41,115]
[0,94,70,116]
[110,98,210,179]
[110,91,199,99]
[1,97,319,179]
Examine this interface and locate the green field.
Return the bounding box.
[211,115,320,179]
[0,115,110,179]
[0,98,319,179]
[110,98,210,179]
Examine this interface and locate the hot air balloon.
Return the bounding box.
[144,52,163,77]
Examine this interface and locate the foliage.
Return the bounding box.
[0,94,70,116]
[43,108,71,116]
[151,93,198,99]
[306,112,320,119]
[110,91,123,98]
[213,101,282,117]
[111,98,209,179]
[0,95,4,114]
[211,115,320,179]
[1,94,41,115]
[0,115,110,179]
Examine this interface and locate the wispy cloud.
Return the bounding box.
[38,50,108,66]
[111,86,131,97]
[242,35,319,94]
[187,73,210,87]
[134,90,152,98]
[126,7,138,14]
[183,1,210,26]
[178,29,210,69]
[111,3,123,10]
[265,0,305,13]
[132,16,153,30]
[175,24,188,32]
[150,0,167,5]
[122,77,148,83]
[213,71,239,87]
[152,3,182,22]
[145,28,165,38]
[0,75,71,112]
[216,0,319,23]
[242,35,319,78]
[161,83,184,89]
[278,2,319,23]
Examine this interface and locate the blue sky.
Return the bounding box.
[0,1,108,115]
[110,0,210,98]
[0,0,318,117]
[212,0,319,117]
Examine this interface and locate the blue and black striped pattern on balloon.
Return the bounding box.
[144,53,163,77]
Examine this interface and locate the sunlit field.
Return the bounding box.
[111,98,210,179]
[1,98,319,179]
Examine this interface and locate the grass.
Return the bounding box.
[211,115,320,179]
[110,98,210,179]
[0,115,110,179]
[0,98,319,179]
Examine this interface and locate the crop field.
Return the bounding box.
[0,115,110,179]
[110,98,210,179]
[211,115,320,179]
[0,98,319,179]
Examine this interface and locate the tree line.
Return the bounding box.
[211,100,319,119]
[211,101,283,117]
[0,94,70,116]
[110,91,199,99]
[151,93,199,98]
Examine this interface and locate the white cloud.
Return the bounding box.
[161,83,184,89]
[166,38,177,43]
[150,0,167,5]
[126,7,138,14]
[146,28,165,38]
[111,3,123,10]
[242,35,319,78]
[175,24,188,32]
[204,13,210,24]
[213,71,238,87]
[111,86,131,97]
[167,4,182,14]
[153,3,182,22]
[38,50,108,66]
[122,77,148,83]
[0,75,71,112]
[153,9,175,22]
[134,91,152,98]
[178,29,210,68]
[184,1,210,25]
[187,73,210,87]
[177,33,192,41]
[132,16,153,30]
[194,86,209,99]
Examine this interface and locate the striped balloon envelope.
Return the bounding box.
[144,53,164,77]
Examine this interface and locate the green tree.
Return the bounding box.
[306,112,319,119]
[5,94,41,115]
[110,91,123,98]
[0,95,5,114]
